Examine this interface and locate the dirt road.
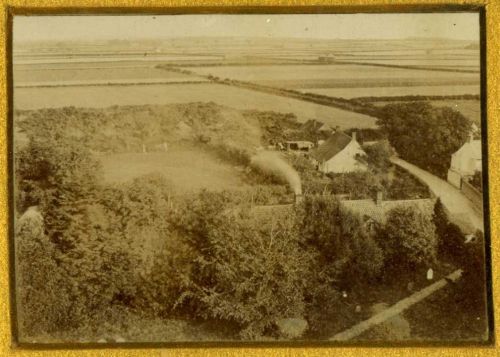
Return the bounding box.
[391,157,484,233]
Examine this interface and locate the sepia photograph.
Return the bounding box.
[10,11,491,345]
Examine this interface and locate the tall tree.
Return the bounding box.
[377,102,472,177]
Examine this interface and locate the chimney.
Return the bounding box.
[375,190,383,206]
[352,131,357,142]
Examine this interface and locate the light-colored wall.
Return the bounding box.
[319,140,367,173]
[450,143,482,176]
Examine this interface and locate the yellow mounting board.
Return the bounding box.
[0,0,498,356]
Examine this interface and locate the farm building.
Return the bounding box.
[447,135,482,189]
[284,140,315,152]
[310,131,367,173]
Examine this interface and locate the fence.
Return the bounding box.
[461,179,483,213]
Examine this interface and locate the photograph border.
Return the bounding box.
[1,1,498,356]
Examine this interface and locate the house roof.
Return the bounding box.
[310,131,352,162]
[300,119,324,132]
[341,198,436,224]
[318,123,334,132]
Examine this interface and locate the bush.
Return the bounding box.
[362,140,393,173]
[432,199,465,262]
[171,191,313,339]
[382,206,438,270]
[346,228,385,282]
[15,207,74,338]
[327,171,384,199]
[386,166,431,200]
[299,195,384,282]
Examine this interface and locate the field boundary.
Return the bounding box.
[14,80,208,88]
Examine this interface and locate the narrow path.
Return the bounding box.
[391,157,484,234]
[330,269,463,341]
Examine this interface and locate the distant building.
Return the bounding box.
[318,54,336,63]
[284,140,315,152]
[310,131,367,173]
[447,135,482,189]
[301,119,336,134]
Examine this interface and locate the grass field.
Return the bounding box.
[98,147,249,193]
[184,64,479,89]
[13,54,223,65]
[300,85,480,99]
[346,59,479,71]
[14,83,378,129]
[13,66,205,85]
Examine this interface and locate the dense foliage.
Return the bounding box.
[15,208,74,337]
[377,101,472,177]
[13,104,486,342]
[382,206,438,270]
[171,191,312,339]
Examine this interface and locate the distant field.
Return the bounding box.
[345,59,479,71]
[13,62,157,70]
[184,64,479,89]
[300,85,480,99]
[14,83,378,129]
[13,54,224,65]
[13,67,204,85]
[98,148,249,193]
[371,99,481,125]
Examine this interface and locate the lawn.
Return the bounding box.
[13,66,206,86]
[98,146,250,194]
[14,83,378,129]
[183,64,479,89]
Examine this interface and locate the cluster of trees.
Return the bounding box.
[15,103,263,157]
[377,101,472,178]
[16,130,443,340]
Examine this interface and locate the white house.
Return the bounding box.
[447,135,482,188]
[310,131,367,173]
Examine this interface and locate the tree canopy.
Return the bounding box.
[377,101,472,177]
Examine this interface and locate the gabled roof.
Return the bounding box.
[300,119,324,132]
[318,123,334,132]
[310,131,352,162]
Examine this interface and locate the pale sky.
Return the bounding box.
[13,13,480,43]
